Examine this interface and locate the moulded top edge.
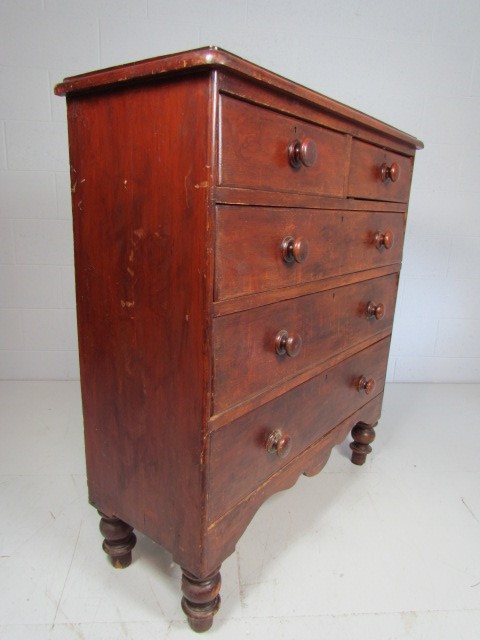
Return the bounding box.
[54,46,423,151]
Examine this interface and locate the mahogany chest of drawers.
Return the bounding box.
[55,47,423,632]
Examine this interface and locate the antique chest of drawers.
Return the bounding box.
[55,47,423,632]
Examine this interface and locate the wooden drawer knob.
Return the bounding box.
[281,236,309,263]
[374,230,394,250]
[288,138,317,168]
[380,161,400,183]
[357,375,375,395]
[366,301,385,320]
[275,329,303,357]
[266,429,292,458]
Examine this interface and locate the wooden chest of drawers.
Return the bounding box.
[55,47,423,632]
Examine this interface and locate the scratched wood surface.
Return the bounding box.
[208,337,390,523]
[215,206,405,300]
[58,46,422,631]
[67,73,215,572]
[212,273,398,413]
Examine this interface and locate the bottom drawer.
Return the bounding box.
[207,337,390,524]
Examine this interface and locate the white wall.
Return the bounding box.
[1,0,479,382]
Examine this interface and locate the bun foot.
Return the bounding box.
[350,421,377,465]
[98,511,137,568]
[181,567,221,632]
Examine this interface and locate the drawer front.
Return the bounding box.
[219,94,348,196]
[215,206,405,300]
[213,273,398,413]
[348,139,413,203]
[208,337,390,523]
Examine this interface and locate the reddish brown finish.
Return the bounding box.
[215,186,410,211]
[66,74,214,572]
[214,206,405,300]
[274,329,303,358]
[288,137,318,168]
[374,229,395,250]
[214,265,400,319]
[219,94,348,196]
[218,71,421,157]
[213,274,398,413]
[357,375,376,395]
[209,326,392,431]
[55,47,423,151]
[350,422,377,465]
[181,567,222,632]
[208,337,389,523]
[381,161,400,183]
[56,47,422,632]
[98,511,136,568]
[348,139,413,202]
[281,235,309,264]
[266,429,293,458]
[206,395,384,568]
[366,301,385,320]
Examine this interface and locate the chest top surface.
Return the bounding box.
[55,45,423,151]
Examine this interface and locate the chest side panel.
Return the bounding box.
[67,74,214,564]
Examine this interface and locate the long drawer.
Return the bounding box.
[215,206,405,300]
[348,139,413,203]
[212,273,398,413]
[207,337,390,524]
[218,94,348,196]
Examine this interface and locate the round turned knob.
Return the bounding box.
[357,375,376,395]
[374,230,394,250]
[266,429,292,458]
[380,161,400,183]
[275,329,303,358]
[366,301,385,320]
[288,138,317,168]
[281,236,309,264]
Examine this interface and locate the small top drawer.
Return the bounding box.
[348,139,413,203]
[219,95,348,197]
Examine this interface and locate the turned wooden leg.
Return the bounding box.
[181,566,221,633]
[98,510,137,568]
[350,421,377,465]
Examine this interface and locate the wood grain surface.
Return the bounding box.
[215,206,405,299]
